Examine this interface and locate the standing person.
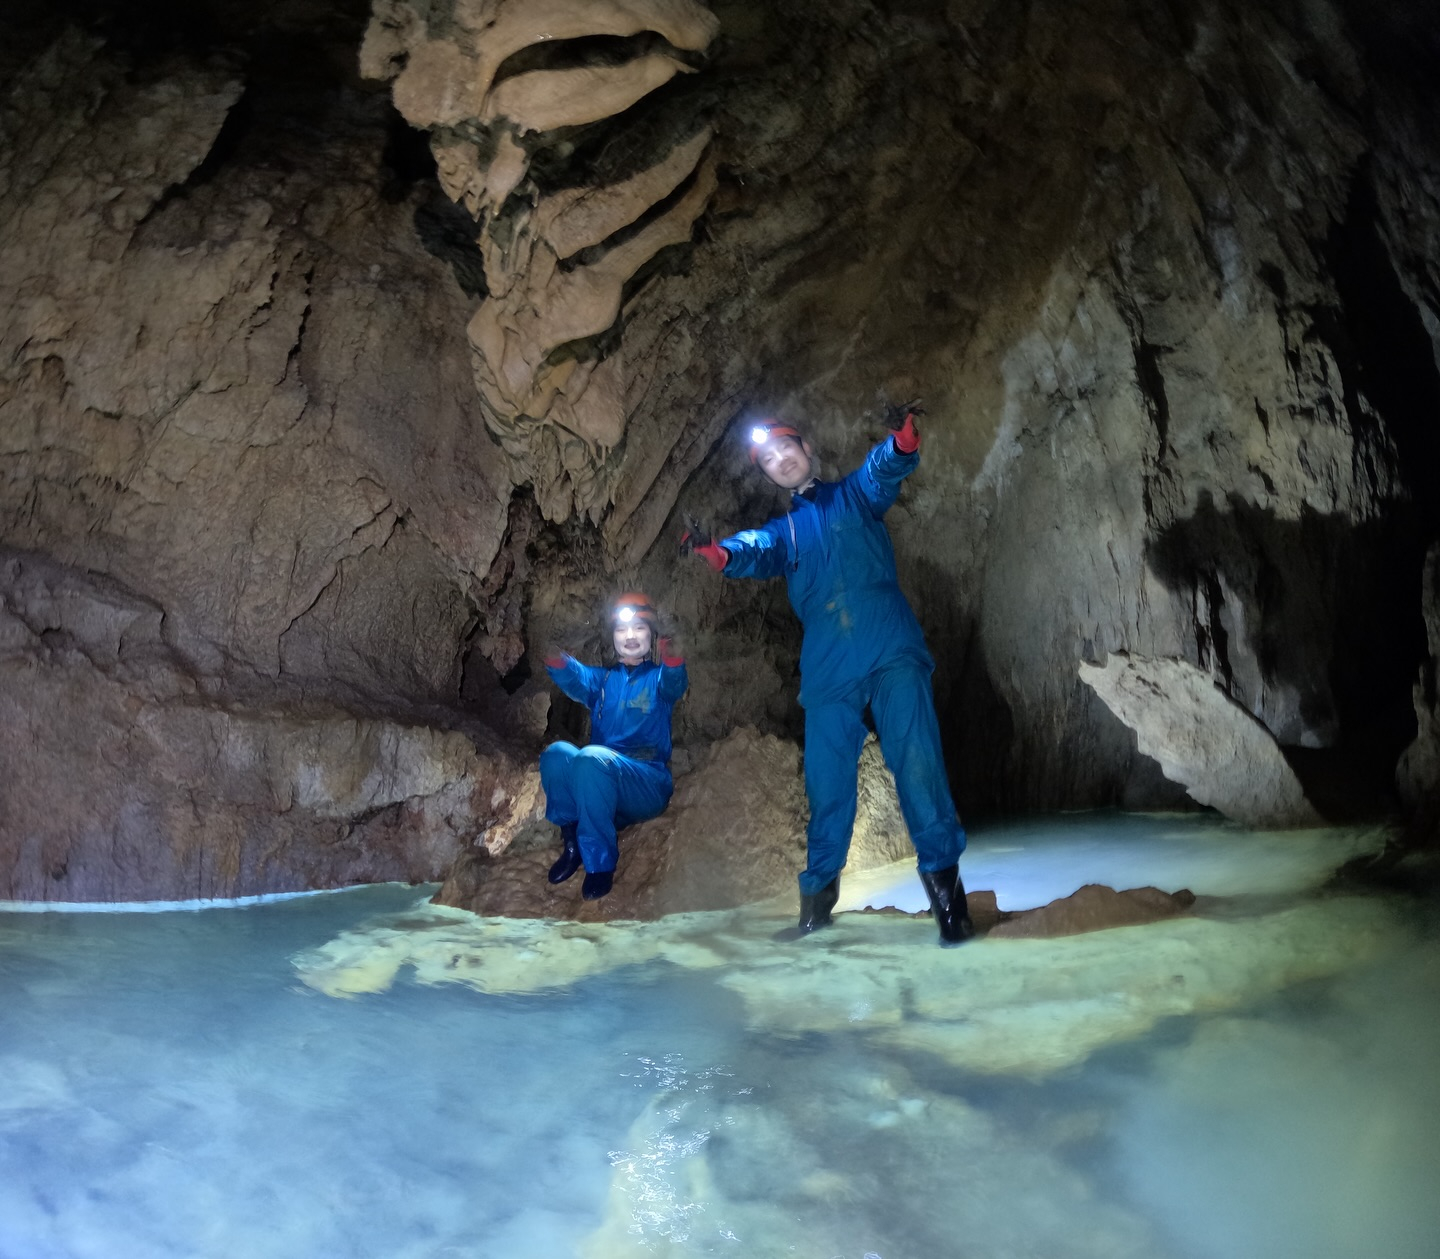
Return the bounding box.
[540,593,688,900]
[683,407,974,944]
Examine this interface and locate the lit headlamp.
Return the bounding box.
[747,421,803,462]
[610,591,657,629]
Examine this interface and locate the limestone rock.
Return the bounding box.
[0,549,534,901]
[363,0,721,524]
[1080,653,1321,827]
[433,725,912,919]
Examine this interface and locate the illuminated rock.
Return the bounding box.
[1080,653,1322,827]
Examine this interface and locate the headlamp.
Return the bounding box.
[746,421,803,463]
[617,606,636,623]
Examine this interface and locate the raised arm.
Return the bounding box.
[852,408,922,516]
[681,517,789,580]
[656,630,689,702]
[719,524,790,580]
[543,652,604,706]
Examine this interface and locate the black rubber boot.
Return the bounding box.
[919,865,976,947]
[547,824,582,885]
[797,876,840,934]
[582,869,614,900]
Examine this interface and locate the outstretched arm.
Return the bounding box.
[854,408,922,516]
[544,652,603,706]
[718,525,789,579]
[682,517,789,579]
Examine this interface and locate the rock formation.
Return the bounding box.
[1080,653,1322,826]
[361,0,722,523]
[0,549,535,899]
[435,727,910,920]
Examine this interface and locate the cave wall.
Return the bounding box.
[2,0,1438,899]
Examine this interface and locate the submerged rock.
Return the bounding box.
[295,887,1407,1078]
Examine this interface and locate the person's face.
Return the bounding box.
[755,435,814,489]
[613,617,652,665]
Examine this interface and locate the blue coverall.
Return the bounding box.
[541,656,688,874]
[720,436,966,895]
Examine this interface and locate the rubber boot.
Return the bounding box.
[919,865,976,947]
[797,876,840,934]
[582,869,614,900]
[547,824,582,885]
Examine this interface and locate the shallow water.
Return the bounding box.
[2,816,1438,1259]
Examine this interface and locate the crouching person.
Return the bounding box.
[539,593,688,900]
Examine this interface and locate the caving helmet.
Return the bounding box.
[610,591,658,629]
[747,421,804,462]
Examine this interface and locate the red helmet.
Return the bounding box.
[611,592,657,627]
[747,421,804,462]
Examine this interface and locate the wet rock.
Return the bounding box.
[1080,653,1322,827]
[294,887,1406,1079]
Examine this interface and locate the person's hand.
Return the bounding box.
[655,609,685,664]
[542,646,569,669]
[680,513,728,571]
[884,399,924,453]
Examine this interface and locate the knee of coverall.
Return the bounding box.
[540,741,580,774]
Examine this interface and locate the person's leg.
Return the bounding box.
[869,665,965,870]
[801,700,870,896]
[539,742,582,826]
[870,664,973,945]
[570,747,673,900]
[539,742,583,883]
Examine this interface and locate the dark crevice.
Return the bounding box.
[381,109,437,200]
[493,31,706,87]
[1133,337,1171,460]
[526,71,716,195]
[1148,493,1425,818]
[413,192,487,299]
[1320,163,1440,536]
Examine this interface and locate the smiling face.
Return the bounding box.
[754,434,815,490]
[612,617,653,665]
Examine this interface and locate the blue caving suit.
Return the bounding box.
[720,436,966,895]
[541,656,688,874]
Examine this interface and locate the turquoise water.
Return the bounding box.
[2,818,1439,1258]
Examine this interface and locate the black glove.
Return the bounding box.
[678,513,717,557]
[881,398,925,428]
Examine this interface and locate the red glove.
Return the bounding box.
[682,531,728,571]
[657,637,685,666]
[543,648,568,669]
[890,410,921,454]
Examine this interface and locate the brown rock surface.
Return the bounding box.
[988,884,1198,940]
[434,725,912,920]
[0,550,537,901]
